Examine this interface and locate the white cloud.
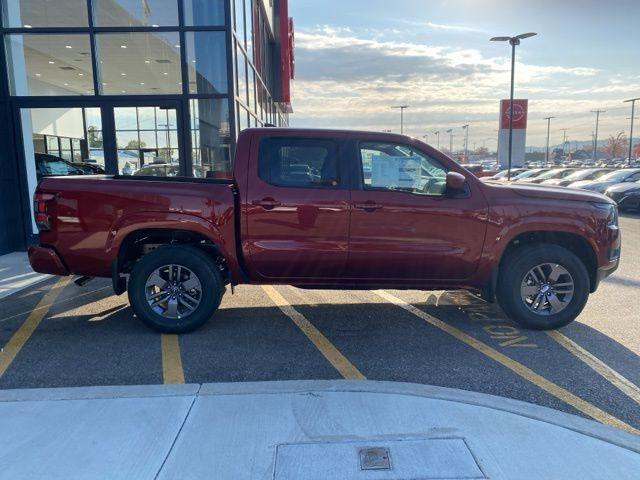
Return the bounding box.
[289,26,633,146]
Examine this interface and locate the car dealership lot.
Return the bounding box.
[1,213,639,433]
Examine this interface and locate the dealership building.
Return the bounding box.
[0,0,294,254]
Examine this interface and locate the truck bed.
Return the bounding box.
[34,175,239,278]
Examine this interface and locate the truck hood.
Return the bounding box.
[502,182,614,204]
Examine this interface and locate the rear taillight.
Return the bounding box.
[34,192,55,232]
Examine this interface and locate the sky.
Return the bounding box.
[287,0,640,150]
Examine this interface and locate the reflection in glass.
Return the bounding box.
[93,0,178,27]
[247,66,256,113]
[183,0,225,26]
[114,106,180,176]
[2,0,88,27]
[96,32,182,95]
[5,34,94,96]
[186,32,228,95]
[233,0,246,47]
[236,46,248,105]
[190,99,230,177]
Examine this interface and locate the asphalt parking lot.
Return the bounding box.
[1,213,639,435]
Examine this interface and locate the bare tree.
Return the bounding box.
[602,132,628,158]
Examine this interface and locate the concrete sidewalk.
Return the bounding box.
[0,252,50,300]
[0,380,638,479]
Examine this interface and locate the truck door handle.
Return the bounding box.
[354,201,383,212]
[252,198,282,210]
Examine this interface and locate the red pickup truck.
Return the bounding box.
[29,128,620,333]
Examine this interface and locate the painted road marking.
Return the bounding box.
[376,290,639,435]
[0,277,70,377]
[262,285,366,380]
[161,334,185,384]
[547,330,640,406]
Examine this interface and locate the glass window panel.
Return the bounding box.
[116,130,140,149]
[114,107,138,130]
[234,0,246,47]
[237,104,248,135]
[84,108,102,131]
[46,136,59,154]
[186,32,228,95]
[118,151,140,175]
[137,107,156,129]
[59,137,71,151]
[5,34,94,96]
[236,46,247,105]
[157,107,177,129]
[183,0,224,26]
[2,0,88,27]
[247,67,256,113]
[94,0,178,27]
[157,130,178,149]
[138,131,158,149]
[189,99,230,177]
[96,32,182,95]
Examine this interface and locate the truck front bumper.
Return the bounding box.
[28,246,69,276]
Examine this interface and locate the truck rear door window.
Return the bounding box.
[258,138,342,188]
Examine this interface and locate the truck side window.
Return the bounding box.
[258,138,341,188]
[360,142,448,196]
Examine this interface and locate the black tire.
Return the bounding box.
[128,245,223,333]
[497,243,590,330]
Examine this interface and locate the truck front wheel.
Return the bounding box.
[497,244,590,330]
[128,245,223,333]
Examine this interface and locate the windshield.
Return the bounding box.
[535,169,568,180]
[513,169,547,179]
[563,169,606,181]
[599,169,639,182]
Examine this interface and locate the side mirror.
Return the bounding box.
[446,171,467,193]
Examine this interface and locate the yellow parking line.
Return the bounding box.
[262,286,366,380]
[547,330,640,406]
[376,290,639,435]
[0,277,70,377]
[160,334,185,384]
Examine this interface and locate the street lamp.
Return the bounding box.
[462,124,469,161]
[446,129,454,156]
[591,109,605,161]
[490,32,537,180]
[624,97,640,165]
[543,116,555,164]
[433,131,440,150]
[391,105,409,134]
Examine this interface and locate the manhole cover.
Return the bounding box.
[359,447,391,471]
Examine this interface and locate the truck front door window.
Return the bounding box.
[361,142,447,196]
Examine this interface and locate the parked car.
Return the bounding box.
[532,168,578,184]
[29,128,620,333]
[512,168,552,182]
[605,180,640,211]
[35,153,84,180]
[543,168,613,187]
[134,163,180,177]
[483,168,527,182]
[570,168,640,193]
[76,162,106,175]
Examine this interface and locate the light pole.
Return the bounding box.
[433,131,440,150]
[560,128,568,157]
[446,129,454,156]
[391,105,409,134]
[543,116,555,164]
[624,97,640,165]
[462,124,469,161]
[591,109,605,161]
[490,32,537,180]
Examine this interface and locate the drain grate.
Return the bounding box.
[359,447,391,470]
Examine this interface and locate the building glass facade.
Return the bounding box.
[0,0,293,254]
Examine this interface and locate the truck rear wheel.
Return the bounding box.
[128,245,223,333]
[497,244,590,330]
